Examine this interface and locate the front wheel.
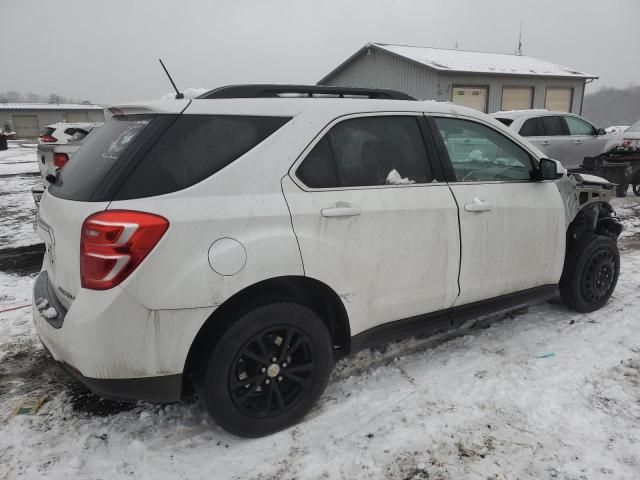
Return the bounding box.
[559,234,620,313]
[199,302,333,437]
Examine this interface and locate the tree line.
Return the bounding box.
[582,85,640,127]
[0,91,89,105]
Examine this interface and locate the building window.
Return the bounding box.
[545,87,573,112]
[501,87,533,111]
[452,86,488,113]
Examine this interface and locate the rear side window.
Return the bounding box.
[541,116,568,136]
[115,115,290,199]
[519,117,544,137]
[296,116,431,188]
[48,116,155,200]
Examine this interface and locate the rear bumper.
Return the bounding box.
[32,270,212,403]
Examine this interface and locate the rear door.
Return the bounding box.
[518,115,571,165]
[282,113,460,336]
[431,115,566,309]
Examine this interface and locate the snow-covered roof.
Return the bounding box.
[320,43,598,83]
[0,103,104,111]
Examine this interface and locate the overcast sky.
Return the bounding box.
[1,0,638,105]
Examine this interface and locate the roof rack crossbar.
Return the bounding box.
[196,84,415,101]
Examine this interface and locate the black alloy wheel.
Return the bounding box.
[200,302,332,437]
[230,325,316,419]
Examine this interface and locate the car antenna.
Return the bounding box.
[158,58,184,99]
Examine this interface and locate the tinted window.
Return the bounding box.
[115,115,290,199]
[296,116,431,188]
[296,137,339,188]
[541,116,567,136]
[519,117,544,137]
[565,116,595,136]
[48,116,155,200]
[434,117,534,182]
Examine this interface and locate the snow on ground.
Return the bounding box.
[0,143,41,248]
[0,174,639,479]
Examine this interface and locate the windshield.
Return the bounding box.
[48,115,157,201]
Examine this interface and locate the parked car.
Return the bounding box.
[36,124,102,184]
[39,122,98,144]
[605,125,629,134]
[37,125,102,185]
[490,110,624,169]
[33,85,621,438]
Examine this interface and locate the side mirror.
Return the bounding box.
[537,158,562,180]
[596,128,607,136]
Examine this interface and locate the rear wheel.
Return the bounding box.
[199,302,332,437]
[559,234,619,313]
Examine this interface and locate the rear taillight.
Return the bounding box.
[40,134,57,143]
[80,210,169,290]
[53,153,69,169]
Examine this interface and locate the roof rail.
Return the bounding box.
[196,84,415,100]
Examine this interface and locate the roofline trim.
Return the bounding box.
[318,43,598,84]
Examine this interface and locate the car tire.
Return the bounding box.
[559,234,619,313]
[633,183,640,197]
[199,302,333,437]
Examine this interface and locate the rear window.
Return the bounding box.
[519,117,544,137]
[114,115,290,199]
[48,116,155,200]
[41,127,55,136]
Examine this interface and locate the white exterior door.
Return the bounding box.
[452,86,488,113]
[432,116,566,306]
[13,115,39,138]
[282,114,460,335]
[545,88,573,112]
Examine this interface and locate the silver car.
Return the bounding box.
[491,110,613,169]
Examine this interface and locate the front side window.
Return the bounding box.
[565,116,595,136]
[434,117,534,182]
[296,116,431,188]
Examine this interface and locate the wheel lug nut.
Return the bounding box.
[261,367,266,373]
[271,357,277,363]
[282,362,287,368]
[265,379,270,384]
[278,376,283,382]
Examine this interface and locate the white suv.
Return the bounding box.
[33,85,622,437]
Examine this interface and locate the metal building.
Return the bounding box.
[318,43,597,114]
[0,103,105,138]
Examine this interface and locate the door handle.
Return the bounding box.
[541,141,551,146]
[573,140,583,145]
[464,198,492,213]
[321,203,361,218]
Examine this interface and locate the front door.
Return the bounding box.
[431,115,566,308]
[563,115,608,163]
[282,114,460,336]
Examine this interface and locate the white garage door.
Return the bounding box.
[501,87,533,111]
[545,88,573,112]
[452,86,488,112]
[13,115,39,138]
[65,111,90,123]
